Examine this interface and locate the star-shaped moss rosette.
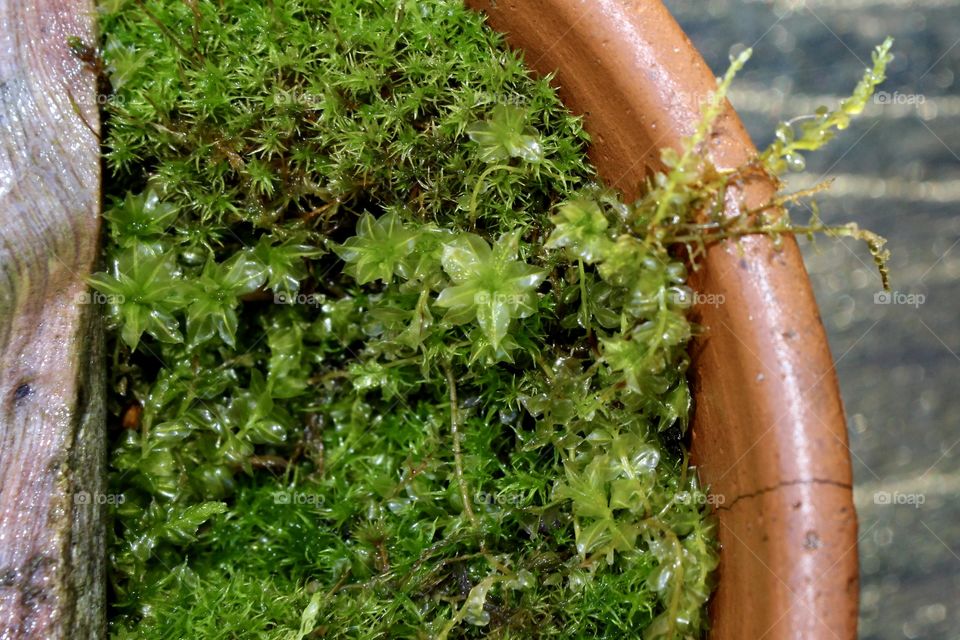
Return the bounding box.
[435,230,546,359]
[466,104,545,164]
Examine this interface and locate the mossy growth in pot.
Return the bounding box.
[90,0,891,637]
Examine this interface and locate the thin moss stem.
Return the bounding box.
[443,361,477,527]
[468,164,523,222]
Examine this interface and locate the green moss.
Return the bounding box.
[92,0,891,637]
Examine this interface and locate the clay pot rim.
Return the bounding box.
[467,1,859,638]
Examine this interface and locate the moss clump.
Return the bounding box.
[91,0,891,637]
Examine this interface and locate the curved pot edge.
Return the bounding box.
[465,1,859,638]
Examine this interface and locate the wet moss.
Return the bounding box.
[93,1,890,637]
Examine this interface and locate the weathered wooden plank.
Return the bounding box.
[0,1,104,638]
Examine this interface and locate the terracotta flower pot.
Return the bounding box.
[466,1,859,638]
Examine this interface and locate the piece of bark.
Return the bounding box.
[0,1,104,638]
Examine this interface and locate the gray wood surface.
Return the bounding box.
[0,0,104,638]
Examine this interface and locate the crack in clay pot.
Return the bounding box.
[715,477,854,512]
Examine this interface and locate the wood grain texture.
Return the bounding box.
[0,1,104,638]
